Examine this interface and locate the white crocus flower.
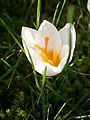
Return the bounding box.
[87,0,90,13]
[21,20,76,76]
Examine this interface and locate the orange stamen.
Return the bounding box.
[36,36,61,67]
[44,36,49,51]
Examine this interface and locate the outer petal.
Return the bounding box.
[60,45,69,59]
[36,20,61,53]
[59,23,76,62]
[21,27,42,67]
[22,27,37,49]
[87,0,90,13]
[35,53,68,76]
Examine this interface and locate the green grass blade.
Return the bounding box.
[36,0,41,29]
[52,1,60,25]
[7,71,15,89]
[79,23,87,32]
[2,43,16,59]
[24,73,33,79]
[56,0,66,27]
[31,89,35,117]
[54,102,66,120]
[77,0,83,18]
[37,66,47,104]
[42,89,45,120]
[42,66,47,87]
[47,104,52,120]
[0,46,9,49]
[24,0,35,22]
[0,18,25,53]
[1,58,11,68]
[42,67,47,120]
[0,68,12,81]
[33,22,38,29]
[70,115,90,119]
[62,94,86,120]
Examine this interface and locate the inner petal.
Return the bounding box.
[36,36,61,67]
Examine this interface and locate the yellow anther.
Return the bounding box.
[36,44,45,53]
[53,46,58,63]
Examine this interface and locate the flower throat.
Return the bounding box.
[36,36,61,67]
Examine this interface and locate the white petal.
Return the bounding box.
[35,62,59,76]
[37,20,61,53]
[22,39,42,67]
[59,23,76,62]
[21,27,37,49]
[87,0,90,13]
[60,45,69,59]
[21,27,42,66]
[35,53,68,76]
[58,53,69,73]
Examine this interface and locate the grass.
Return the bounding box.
[0,0,90,120]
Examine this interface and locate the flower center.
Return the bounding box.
[36,36,61,67]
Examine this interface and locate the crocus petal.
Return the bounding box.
[59,23,76,62]
[87,0,90,13]
[37,20,61,53]
[22,27,37,49]
[21,27,42,66]
[35,53,68,76]
[60,45,69,59]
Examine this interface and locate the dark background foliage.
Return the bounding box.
[0,0,90,119]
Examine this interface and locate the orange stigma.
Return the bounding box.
[36,36,61,67]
